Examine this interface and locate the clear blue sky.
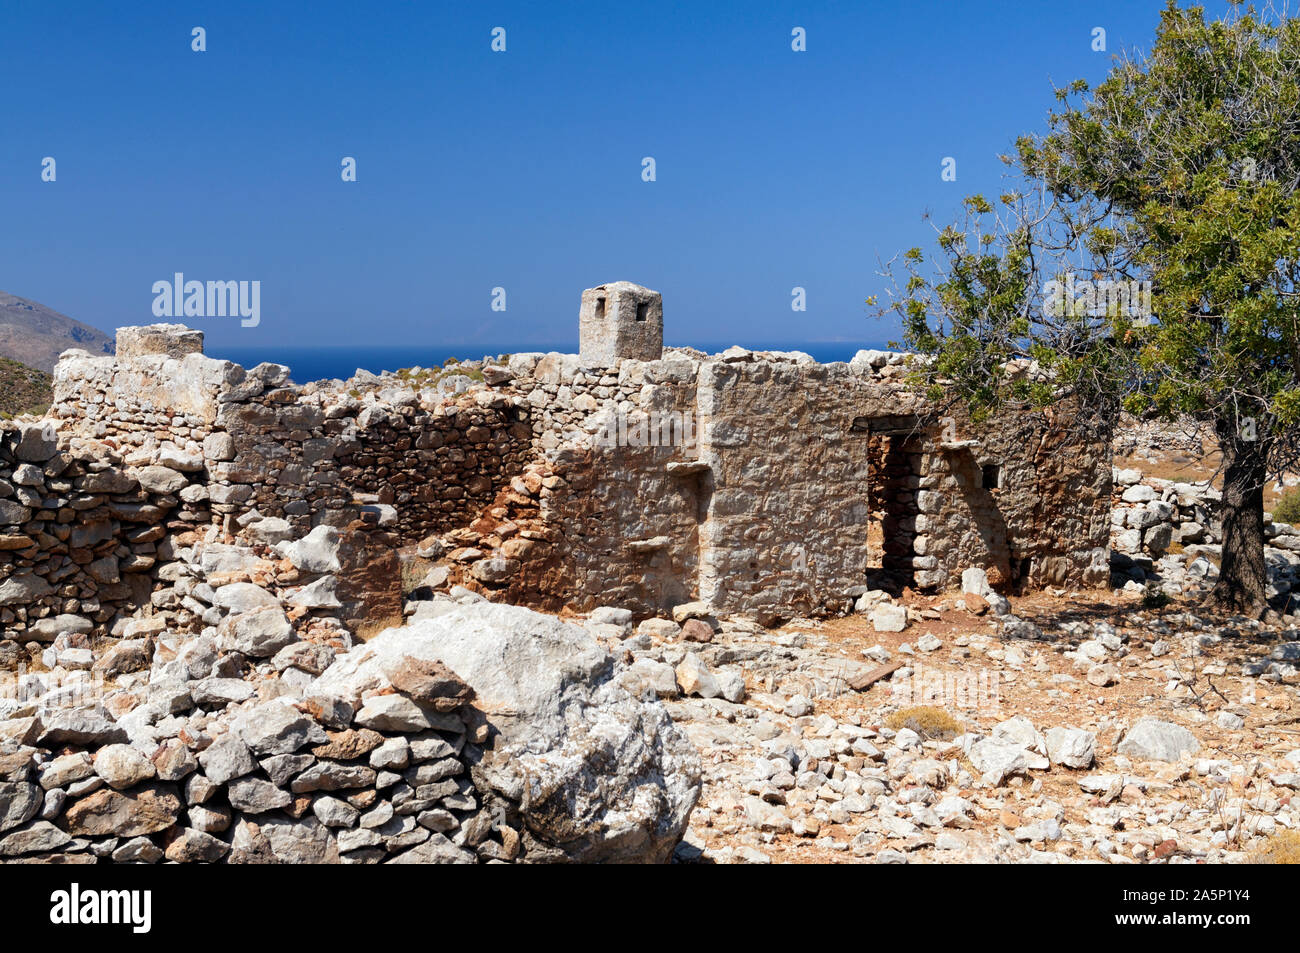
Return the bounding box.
[0,1,1234,351]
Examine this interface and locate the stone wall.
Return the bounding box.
[1109,468,1300,597]
[0,671,494,864]
[49,329,231,450]
[1110,468,1221,559]
[0,504,699,865]
[471,345,1113,619]
[52,340,535,542]
[692,360,881,620]
[8,323,1116,632]
[506,352,705,613]
[1112,412,1212,464]
[1106,468,1300,562]
[916,401,1112,594]
[6,330,532,641]
[209,380,533,538]
[0,420,209,644]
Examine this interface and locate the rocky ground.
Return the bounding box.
[5,515,1299,865]
[590,585,1300,865]
[4,411,1300,863]
[0,524,700,865]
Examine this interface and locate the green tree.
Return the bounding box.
[878,2,1300,615]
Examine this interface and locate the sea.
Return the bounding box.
[207,340,897,385]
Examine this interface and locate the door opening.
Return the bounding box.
[866,429,923,592]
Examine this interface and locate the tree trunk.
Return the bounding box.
[1210,423,1269,616]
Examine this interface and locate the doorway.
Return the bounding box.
[862,416,924,592]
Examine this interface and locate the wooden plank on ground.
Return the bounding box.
[848,659,904,692]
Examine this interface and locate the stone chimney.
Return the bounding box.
[578,282,663,366]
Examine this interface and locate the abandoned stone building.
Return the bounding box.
[0,282,1112,640]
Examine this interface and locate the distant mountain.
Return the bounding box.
[0,358,52,418]
[0,291,114,372]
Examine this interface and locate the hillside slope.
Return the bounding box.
[0,357,53,418]
[0,291,114,372]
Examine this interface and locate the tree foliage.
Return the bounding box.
[876,2,1300,612]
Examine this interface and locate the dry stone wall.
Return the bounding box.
[9,322,1115,635]
[482,346,1112,619]
[0,420,210,644]
[1109,468,1300,600]
[208,381,533,538]
[52,336,534,542]
[916,402,1113,594]
[10,328,537,638]
[1112,413,1212,464]
[1108,466,1300,562]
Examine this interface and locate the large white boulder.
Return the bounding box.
[1117,718,1200,763]
[314,602,700,863]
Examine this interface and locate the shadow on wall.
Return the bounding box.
[949,447,1015,590]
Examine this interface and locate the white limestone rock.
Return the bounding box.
[217,606,297,658]
[869,603,908,633]
[1045,727,1096,769]
[1117,718,1200,763]
[278,525,342,574]
[966,738,1029,786]
[314,602,701,863]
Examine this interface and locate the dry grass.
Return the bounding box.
[399,554,436,595]
[885,705,963,740]
[1247,830,1300,864]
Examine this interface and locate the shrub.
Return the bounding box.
[885,706,962,741]
[1273,487,1300,526]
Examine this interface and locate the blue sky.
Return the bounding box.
[0,1,1232,351]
